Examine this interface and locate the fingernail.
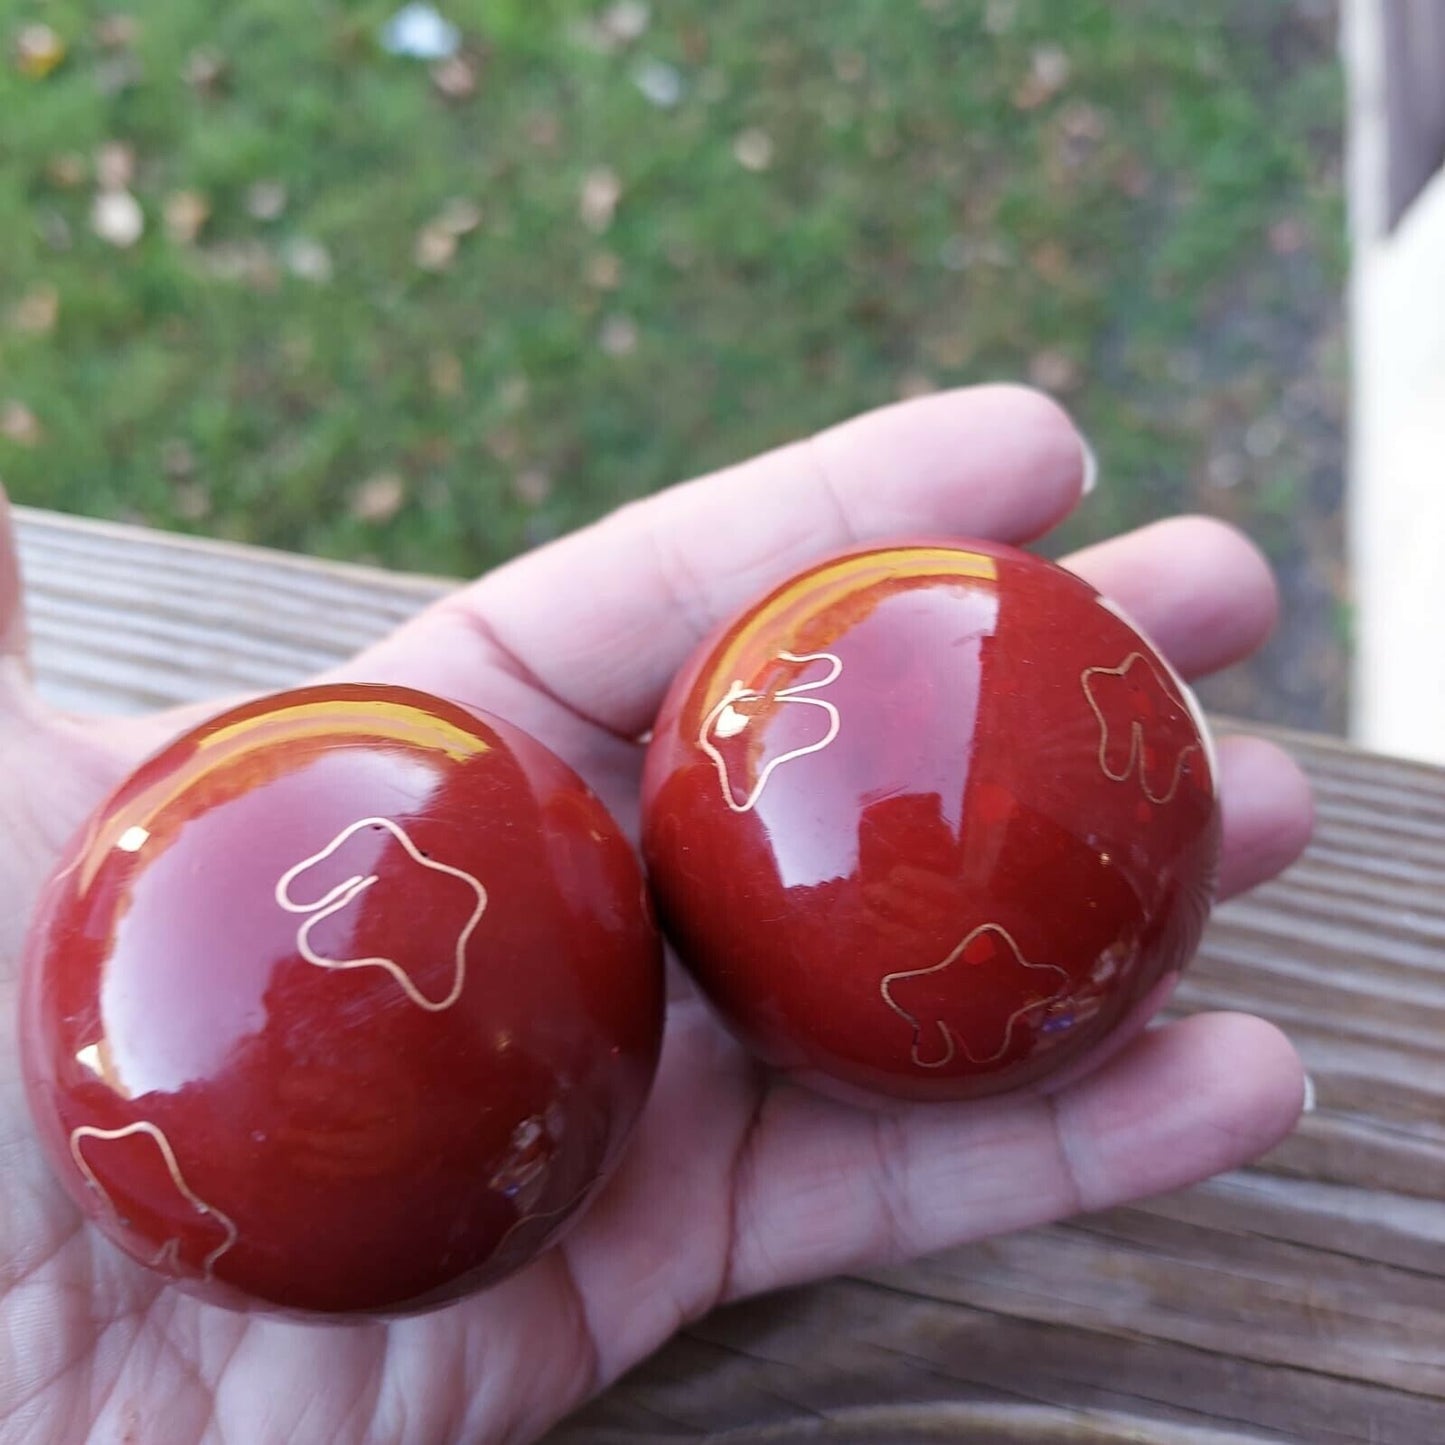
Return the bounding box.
[1301,1073,1317,1114]
[1079,435,1099,496]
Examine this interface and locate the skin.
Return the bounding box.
[0,385,1313,1444]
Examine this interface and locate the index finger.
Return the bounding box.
[361,385,1090,739]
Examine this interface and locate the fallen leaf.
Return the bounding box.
[732,128,773,172]
[1207,451,1246,489]
[198,241,281,290]
[94,52,143,96]
[172,482,211,521]
[925,332,974,368]
[600,0,650,43]
[982,0,1017,33]
[1269,217,1308,255]
[95,14,140,48]
[428,351,463,397]
[413,223,457,271]
[429,53,476,99]
[380,4,460,60]
[937,234,1008,271]
[46,153,87,188]
[680,24,708,64]
[1028,349,1081,393]
[1034,44,1071,88]
[511,467,552,507]
[14,24,66,79]
[35,209,72,252]
[633,58,683,108]
[1059,101,1107,141]
[579,166,622,233]
[9,285,59,336]
[95,141,136,190]
[91,190,145,248]
[282,237,333,283]
[181,47,227,93]
[1,401,43,447]
[1013,44,1070,110]
[598,313,638,356]
[435,197,481,235]
[246,179,288,221]
[485,426,521,461]
[350,473,406,523]
[1050,101,1109,175]
[164,190,210,245]
[1244,416,1285,459]
[1112,154,1150,197]
[895,371,937,400]
[585,251,622,289]
[1029,240,1071,283]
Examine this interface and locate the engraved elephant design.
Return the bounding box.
[880,924,1073,1068]
[1081,651,1202,805]
[70,1122,238,1277]
[275,817,487,1011]
[698,650,843,813]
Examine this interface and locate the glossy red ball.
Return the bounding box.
[21,684,663,1314]
[641,541,1220,1101]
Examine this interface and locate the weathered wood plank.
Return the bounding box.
[14,508,1445,1443]
[14,506,445,715]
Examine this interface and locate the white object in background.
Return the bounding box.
[1350,177,1445,765]
[380,4,461,61]
[1347,0,1445,766]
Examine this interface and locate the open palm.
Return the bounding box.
[0,387,1312,1445]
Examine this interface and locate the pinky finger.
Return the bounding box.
[722,1011,1305,1303]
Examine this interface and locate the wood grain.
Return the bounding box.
[14,506,446,716]
[14,509,1445,1444]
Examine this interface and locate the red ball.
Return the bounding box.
[642,540,1220,1101]
[20,683,663,1314]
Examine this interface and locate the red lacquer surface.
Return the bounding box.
[642,541,1220,1101]
[20,684,663,1314]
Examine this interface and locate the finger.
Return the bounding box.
[1062,516,1279,679]
[0,486,29,671]
[1216,733,1315,899]
[723,1011,1304,1301]
[352,386,1091,738]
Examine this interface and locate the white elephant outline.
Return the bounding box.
[697,650,843,813]
[70,1121,239,1278]
[880,924,1072,1069]
[275,816,487,1012]
[1081,650,1203,806]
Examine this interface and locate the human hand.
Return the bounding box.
[0,386,1312,1444]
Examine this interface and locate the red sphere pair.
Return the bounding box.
[20,538,1221,1315]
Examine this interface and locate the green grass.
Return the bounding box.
[0,0,1345,576]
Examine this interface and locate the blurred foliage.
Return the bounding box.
[0,0,1345,576]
